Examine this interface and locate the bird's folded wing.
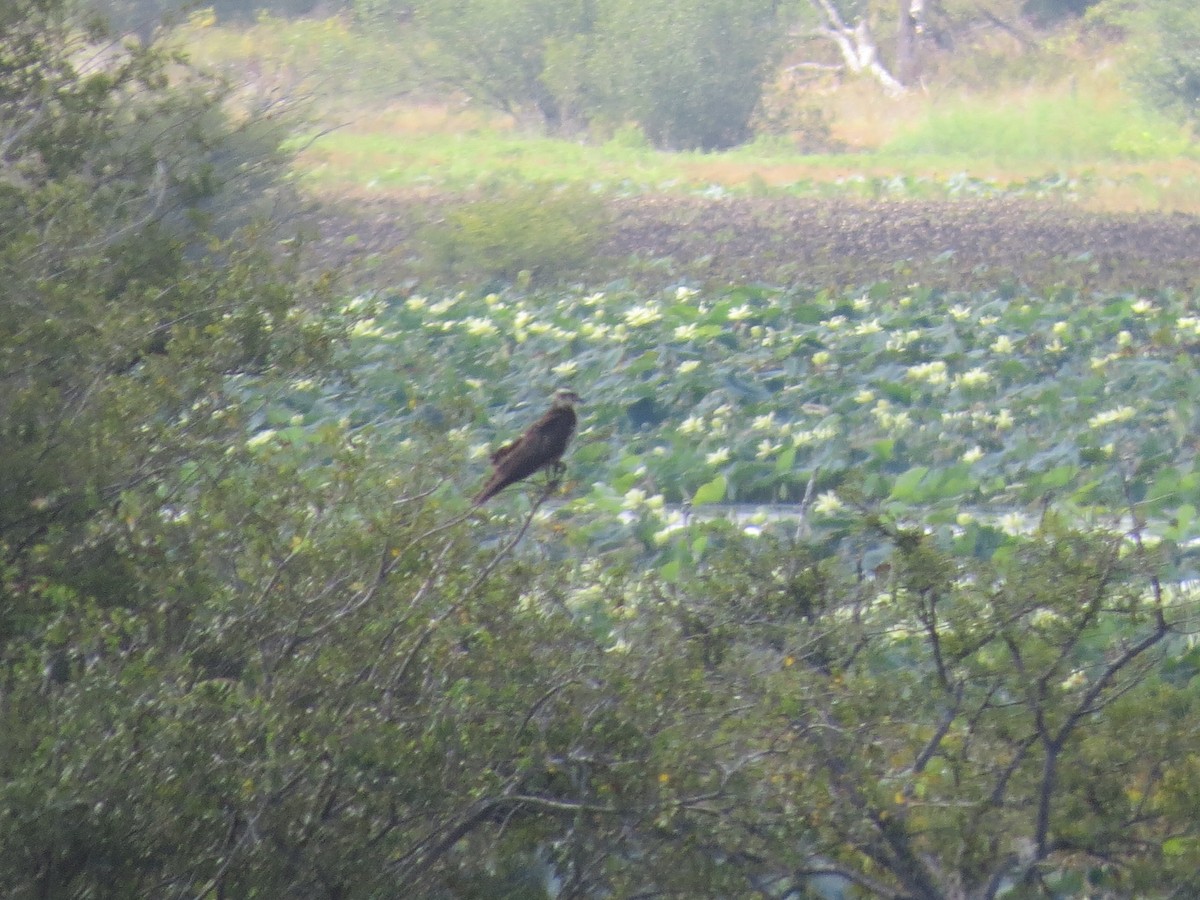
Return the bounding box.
[489,439,521,466]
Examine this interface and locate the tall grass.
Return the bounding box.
[883,92,1194,163]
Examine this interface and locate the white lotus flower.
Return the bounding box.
[990,334,1016,354]
[813,491,844,515]
[705,447,731,466]
[624,304,662,327]
[1088,407,1135,428]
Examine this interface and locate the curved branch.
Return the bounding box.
[807,0,907,95]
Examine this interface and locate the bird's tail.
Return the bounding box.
[472,481,499,506]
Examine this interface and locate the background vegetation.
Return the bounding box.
[4,0,1200,896]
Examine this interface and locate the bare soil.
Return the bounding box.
[302,192,1200,293]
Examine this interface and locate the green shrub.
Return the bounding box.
[421,184,611,282]
[407,0,592,131]
[0,0,326,643]
[1127,0,1200,126]
[586,0,780,150]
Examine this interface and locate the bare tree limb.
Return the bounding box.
[806,0,907,95]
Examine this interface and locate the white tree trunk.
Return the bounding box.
[807,0,907,96]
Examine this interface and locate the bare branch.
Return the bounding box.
[806,0,907,95]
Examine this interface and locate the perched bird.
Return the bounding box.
[473,389,582,505]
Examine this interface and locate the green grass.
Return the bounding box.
[297,124,1200,213]
[181,15,1200,210]
[297,129,690,192]
[883,93,1195,163]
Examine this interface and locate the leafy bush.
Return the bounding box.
[1127,0,1200,126]
[1022,0,1104,25]
[585,0,780,150]
[0,0,327,643]
[4,449,1199,896]
[420,183,611,282]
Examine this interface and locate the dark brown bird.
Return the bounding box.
[473,389,582,505]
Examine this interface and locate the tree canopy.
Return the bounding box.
[0,0,327,649]
[402,0,781,149]
[3,0,1200,897]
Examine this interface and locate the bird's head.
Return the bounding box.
[551,388,583,409]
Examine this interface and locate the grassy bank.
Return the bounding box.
[178,14,1200,212]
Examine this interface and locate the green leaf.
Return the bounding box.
[659,557,682,582]
[1177,502,1197,531]
[1165,503,1197,541]
[889,466,929,502]
[666,303,700,322]
[877,381,914,404]
[789,303,825,324]
[1163,836,1197,857]
[692,474,727,506]
[1038,464,1078,490]
[930,464,976,500]
[775,445,797,474]
[613,471,641,493]
[625,349,659,375]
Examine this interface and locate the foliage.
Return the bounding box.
[6,3,1200,896]
[655,521,1200,897]
[584,0,780,150]
[180,8,417,108]
[1125,0,1200,126]
[420,183,612,283]
[3,435,1199,895]
[318,280,1200,583]
[80,0,329,38]
[0,0,328,643]
[407,0,591,130]
[401,0,781,149]
[1021,0,1104,25]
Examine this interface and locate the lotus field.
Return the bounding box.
[249,279,1200,580]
